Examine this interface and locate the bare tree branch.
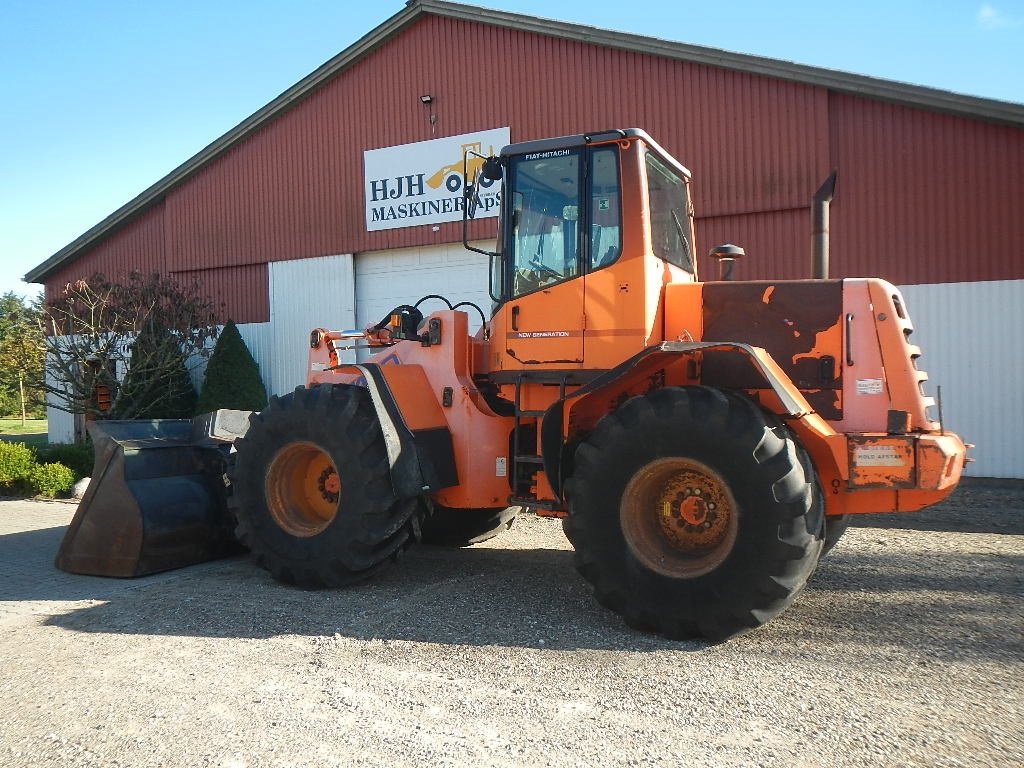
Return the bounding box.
[36,272,222,420]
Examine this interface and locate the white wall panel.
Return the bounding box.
[45,357,76,444]
[190,255,354,404]
[900,280,1024,479]
[355,241,493,360]
[265,254,356,396]
[234,321,274,393]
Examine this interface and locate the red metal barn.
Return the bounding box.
[27,1,1024,478]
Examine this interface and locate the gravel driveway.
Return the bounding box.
[0,483,1021,767]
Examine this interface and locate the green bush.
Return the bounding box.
[0,441,86,498]
[27,462,76,498]
[37,442,95,479]
[196,319,268,414]
[0,441,36,493]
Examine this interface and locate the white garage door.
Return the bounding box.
[355,241,494,345]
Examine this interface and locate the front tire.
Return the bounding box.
[228,384,421,588]
[563,386,824,641]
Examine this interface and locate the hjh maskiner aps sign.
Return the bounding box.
[363,127,510,232]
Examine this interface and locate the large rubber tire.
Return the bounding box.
[228,384,421,588]
[420,505,519,547]
[822,515,850,557]
[563,386,824,642]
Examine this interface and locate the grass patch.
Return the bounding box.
[0,419,48,449]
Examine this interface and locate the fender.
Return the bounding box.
[348,363,459,499]
[540,341,824,497]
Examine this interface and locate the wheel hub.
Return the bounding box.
[675,493,711,526]
[317,466,340,503]
[654,470,732,554]
[265,442,341,537]
[621,457,739,578]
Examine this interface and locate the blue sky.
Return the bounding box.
[2,0,1021,298]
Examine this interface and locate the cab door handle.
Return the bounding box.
[511,305,520,331]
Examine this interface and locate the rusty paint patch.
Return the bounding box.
[702,281,844,420]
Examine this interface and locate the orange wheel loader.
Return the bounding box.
[58,129,966,641]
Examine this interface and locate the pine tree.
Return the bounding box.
[118,322,198,419]
[196,320,268,414]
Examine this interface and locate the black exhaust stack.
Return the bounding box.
[708,244,745,281]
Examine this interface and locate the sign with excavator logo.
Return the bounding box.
[363,127,510,232]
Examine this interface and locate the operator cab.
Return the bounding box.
[465,128,698,371]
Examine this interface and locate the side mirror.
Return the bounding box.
[462,151,500,257]
[464,155,502,220]
[481,156,503,181]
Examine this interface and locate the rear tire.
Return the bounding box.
[822,515,850,556]
[228,384,421,588]
[421,505,519,547]
[563,386,824,642]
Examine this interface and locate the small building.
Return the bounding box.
[26,0,1024,478]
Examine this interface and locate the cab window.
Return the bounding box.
[589,147,621,270]
[646,153,693,272]
[508,151,580,299]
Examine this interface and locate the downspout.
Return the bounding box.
[812,171,837,279]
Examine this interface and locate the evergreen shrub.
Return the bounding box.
[196,320,268,414]
[120,323,198,419]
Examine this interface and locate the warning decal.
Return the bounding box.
[854,445,906,467]
[856,378,885,395]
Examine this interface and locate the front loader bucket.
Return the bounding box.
[55,411,251,578]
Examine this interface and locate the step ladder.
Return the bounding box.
[508,373,568,511]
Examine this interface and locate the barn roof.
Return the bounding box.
[26,0,1024,284]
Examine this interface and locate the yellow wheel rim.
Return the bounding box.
[620,457,739,578]
[264,442,340,537]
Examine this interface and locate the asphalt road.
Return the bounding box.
[0,483,1021,767]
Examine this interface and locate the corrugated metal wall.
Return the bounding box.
[900,280,1024,479]
[829,94,1024,285]
[265,254,356,396]
[42,203,270,325]
[170,264,269,323]
[696,209,812,281]
[196,255,356,403]
[43,15,1022,320]
[155,15,832,266]
[44,360,76,444]
[44,207,166,302]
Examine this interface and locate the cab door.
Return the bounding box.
[499,148,585,368]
